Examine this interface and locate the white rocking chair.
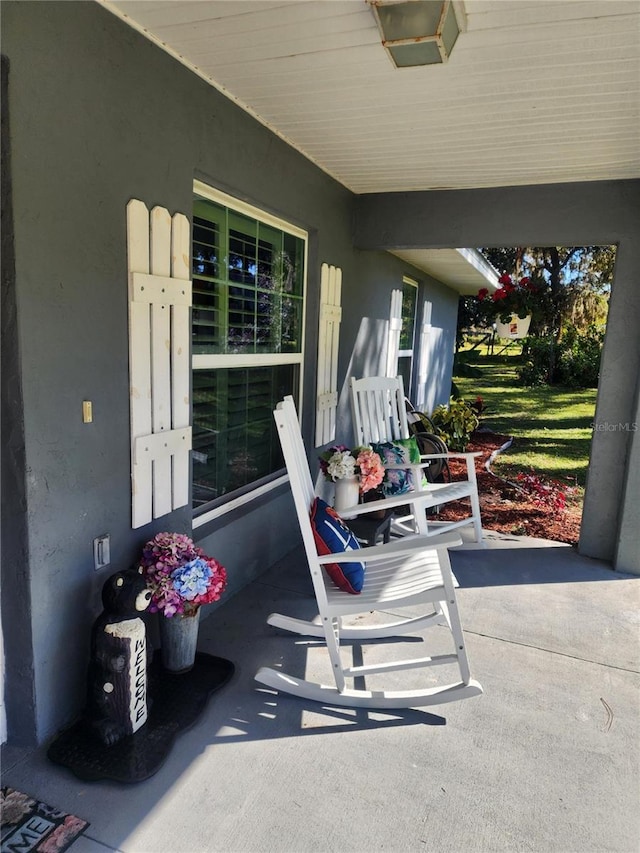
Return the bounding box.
[350,375,483,542]
[254,396,482,709]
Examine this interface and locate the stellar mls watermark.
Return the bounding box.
[591,421,638,432]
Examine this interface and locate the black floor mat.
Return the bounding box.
[47,652,234,783]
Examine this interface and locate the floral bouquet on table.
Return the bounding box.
[139,532,227,618]
[318,445,385,494]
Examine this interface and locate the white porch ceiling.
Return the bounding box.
[102,0,639,284]
[103,0,640,194]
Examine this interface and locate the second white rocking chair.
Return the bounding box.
[350,375,483,542]
[254,396,482,709]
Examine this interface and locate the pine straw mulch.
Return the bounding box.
[434,431,582,545]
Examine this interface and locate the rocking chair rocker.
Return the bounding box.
[254,396,482,709]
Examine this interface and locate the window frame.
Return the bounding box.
[397,276,419,396]
[192,180,308,527]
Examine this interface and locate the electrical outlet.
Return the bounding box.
[93,534,110,570]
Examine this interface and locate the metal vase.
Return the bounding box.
[159,608,200,673]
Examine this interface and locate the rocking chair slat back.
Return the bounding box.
[351,375,408,444]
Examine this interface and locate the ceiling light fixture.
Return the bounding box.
[369,0,461,68]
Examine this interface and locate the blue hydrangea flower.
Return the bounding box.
[171,558,213,601]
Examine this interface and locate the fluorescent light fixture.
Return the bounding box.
[369,0,460,67]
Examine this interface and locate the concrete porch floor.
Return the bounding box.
[2,530,639,853]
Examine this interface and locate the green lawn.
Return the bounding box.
[452,347,597,491]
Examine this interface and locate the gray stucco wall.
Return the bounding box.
[335,249,459,443]
[355,181,640,571]
[1,1,457,744]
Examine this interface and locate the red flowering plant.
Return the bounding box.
[139,532,227,618]
[515,470,572,513]
[470,395,489,416]
[477,273,547,324]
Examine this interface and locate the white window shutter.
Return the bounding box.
[315,263,342,447]
[416,301,433,410]
[127,200,193,529]
[386,288,402,378]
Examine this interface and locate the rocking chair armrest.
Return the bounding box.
[316,530,463,563]
[331,490,433,517]
[445,451,482,459]
[418,452,482,460]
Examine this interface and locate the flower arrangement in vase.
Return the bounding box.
[319,445,385,516]
[139,532,227,618]
[138,532,227,672]
[318,445,385,494]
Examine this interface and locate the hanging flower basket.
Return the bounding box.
[477,273,548,332]
[495,314,532,339]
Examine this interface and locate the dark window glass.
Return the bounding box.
[192,365,299,508]
[192,192,306,514]
[192,198,304,356]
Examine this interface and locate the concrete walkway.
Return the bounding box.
[2,532,639,853]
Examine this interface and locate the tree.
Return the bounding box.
[469,245,615,387]
[478,245,615,338]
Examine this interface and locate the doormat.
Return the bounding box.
[0,787,89,853]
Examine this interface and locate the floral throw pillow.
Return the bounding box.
[372,436,421,497]
[310,498,365,594]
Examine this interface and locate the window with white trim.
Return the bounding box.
[397,277,418,396]
[191,182,307,515]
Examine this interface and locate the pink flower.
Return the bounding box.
[477,287,489,301]
[356,448,384,494]
[498,273,512,286]
[191,557,227,607]
[139,532,227,616]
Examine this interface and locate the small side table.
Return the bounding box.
[346,509,394,547]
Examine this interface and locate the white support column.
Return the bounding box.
[416,301,432,411]
[316,263,342,447]
[386,288,402,379]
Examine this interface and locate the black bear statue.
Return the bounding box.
[85,567,152,746]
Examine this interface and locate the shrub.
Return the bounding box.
[430,398,479,451]
[517,325,603,388]
[517,337,555,386]
[555,325,603,388]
